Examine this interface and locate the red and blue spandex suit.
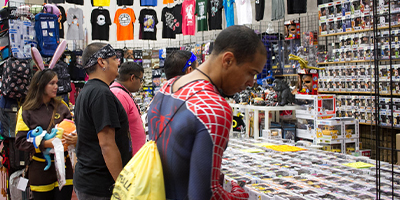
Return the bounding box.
[148,79,248,200]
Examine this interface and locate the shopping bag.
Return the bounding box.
[111,140,166,200]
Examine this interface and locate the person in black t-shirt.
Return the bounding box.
[73,43,131,199]
[91,8,112,40]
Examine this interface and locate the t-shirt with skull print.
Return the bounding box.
[91,8,111,40]
[114,8,136,41]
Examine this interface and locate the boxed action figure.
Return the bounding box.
[342,0,352,16]
[319,3,327,20]
[335,17,344,33]
[327,2,336,19]
[335,0,343,17]
[328,19,336,34]
[352,15,363,30]
[351,0,362,16]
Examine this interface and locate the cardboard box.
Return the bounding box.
[397,134,400,165]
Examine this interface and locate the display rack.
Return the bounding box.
[372,0,400,199]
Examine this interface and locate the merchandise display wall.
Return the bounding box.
[4,0,320,48]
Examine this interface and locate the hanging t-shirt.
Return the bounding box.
[114,8,135,41]
[174,4,183,34]
[140,0,157,6]
[49,0,65,3]
[67,7,84,40]
[163,0,173,4]
[139,8,158,40]
[161,7,178,39]
[272,0,285,21]
[117,0,133,6]
[58,6,66,38]
[208,0,223,30]
[255,0,264,21]
[66,0,84,5]
[236,0,252,25]
[287,0,307,14]
[195,0,208,32]
[91,9,111,40]
[182,0,196,35]
[92,0,110,6]
[223,0,235,27]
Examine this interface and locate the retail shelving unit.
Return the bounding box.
[372,0,400,199]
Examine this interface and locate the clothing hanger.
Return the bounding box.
[123,5,127,9]
[99,6,103,9]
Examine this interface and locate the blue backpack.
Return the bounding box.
[34,13,59,57]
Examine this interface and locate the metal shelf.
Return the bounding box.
[318,25,400,38]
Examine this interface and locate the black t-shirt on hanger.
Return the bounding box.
[66,0,84,5]
[255,0,265,21]
[208,0,223,30]
[287,0,307,14]
[91,8,112,40]
[58,6,67,38]
[117,0,134,6]
[139,8,158,40]
[173,3,182,34]
[161,6,177,39]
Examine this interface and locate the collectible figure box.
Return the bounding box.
[342,0,352,16]
[319,4,327,20]
[328,19,336,34]
[342,118,359,139]
[361,13,371,29]
[352,15,363,30]
[335,1,343,17]
[295,94,336,117]
[335,17,344,33]
[344,15,352,32]
[320,20,328,35]
[351,0,362,16]
[327,2,336,19]
[316,119,343,140]
[263,129,282,140]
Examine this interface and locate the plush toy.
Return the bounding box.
[55,119,76,151]
[27,126,58,171]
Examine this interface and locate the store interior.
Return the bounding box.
[1,0,400,199]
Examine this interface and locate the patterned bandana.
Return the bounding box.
[84,44,116,69]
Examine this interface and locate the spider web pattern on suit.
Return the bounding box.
[161,79,249,199]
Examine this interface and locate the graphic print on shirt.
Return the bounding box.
[97,14,106,26]
[73,15,79,26]
[165,11,179,31]
[144,15,155,32]
[197,1,206,20]
[210,0,219,17]
[119,13,132,26]
[185,4,194,25]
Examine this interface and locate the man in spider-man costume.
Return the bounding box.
[148,25,267,200]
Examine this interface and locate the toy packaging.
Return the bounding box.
[353,48,359,60]
[333,49,340,62]
[379,15,389,27]
[328,19,336,34]
[391,30,399,44]
[352,15,363,31]
[335,17,344,33]
[344,16,352,32]
[353,34,360,47]
[346,35,353,48]
[342,0,352,16]
[319,4,327,20]
[351,0,362,16]
[328,2,336,19]
[345,48,353,61]
[381,45,390,60]
[340,36,346,48]
[391,45,400,59]
[361,13,371,29]
[285,20,300,39]
[335,1,343,17]
[360,33,370,45]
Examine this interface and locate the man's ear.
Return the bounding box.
[97,57,105,67]
[186,66,193,74]
[222,52,235,69]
